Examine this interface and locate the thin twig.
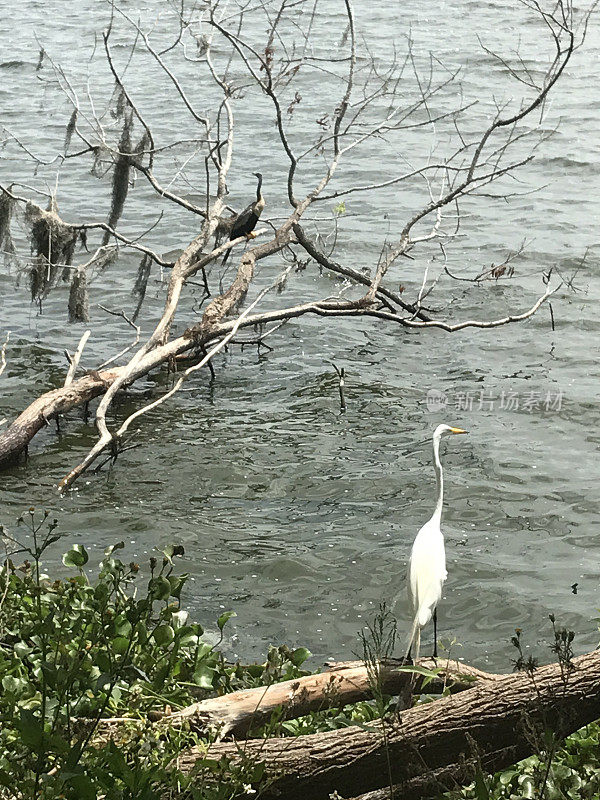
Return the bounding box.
[96,307,141,370]
[64,330,91,387]
[331,363,346,412]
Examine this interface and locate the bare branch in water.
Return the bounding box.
[0,0,589,485]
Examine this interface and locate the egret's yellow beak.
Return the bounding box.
[450,427,468,434]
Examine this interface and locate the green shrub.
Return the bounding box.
[0,511,309,799]
[444,724,600,800]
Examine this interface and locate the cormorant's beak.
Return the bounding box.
[449,427,468,435]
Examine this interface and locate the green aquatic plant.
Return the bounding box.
[445,620,596,800]
[444,724,600,800]
[0,510,305,799]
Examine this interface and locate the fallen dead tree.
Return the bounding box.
[0,0,585,489]
[80,651,600,798]
[170,649,600,800]
[156,657,499,738]
[82,656,498,745]
[0,368,120,468]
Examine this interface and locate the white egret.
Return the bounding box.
[406,424,468,661]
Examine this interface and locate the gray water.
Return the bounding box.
[1,0,599,672]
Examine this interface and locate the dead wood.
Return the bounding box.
[83,657,496,746]
[0,368,120,469]
[176,650,600,800]
[157,657,497,738]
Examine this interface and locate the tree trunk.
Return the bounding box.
[84,657,497,745]
[176,650,600,800]
[156,657,499,738]
[0,369,119,468]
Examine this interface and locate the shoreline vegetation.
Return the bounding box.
[1,512,599,800]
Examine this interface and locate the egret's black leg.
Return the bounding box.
[407,646,412,664]
[432,609,438,660]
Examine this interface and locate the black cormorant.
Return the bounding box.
[222,172,265,264]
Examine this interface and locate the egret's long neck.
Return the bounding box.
[432,434,444,524]
[256,175,263,201]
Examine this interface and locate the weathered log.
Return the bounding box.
[169,661,397,738]
[157,657,495,738]
[177,650,600,800]
[0,369,120,468]
[85,657,495,745]
[0,326,209,470]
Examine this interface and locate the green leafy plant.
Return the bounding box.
[3,513,599,800]
[444,725,600,800]
[445,620,596,800]
[0,511,304,799]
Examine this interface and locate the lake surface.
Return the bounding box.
[1,0,599,673]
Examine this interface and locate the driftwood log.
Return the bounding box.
[157,657,499,738]
[0,369,120,469]
[172,650,600,800]
[84,657,496,745]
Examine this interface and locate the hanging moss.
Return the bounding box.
[91,144,108,178]
[64,108,78,155]
[29,257,47,304]
[3,235,16,269]
[0,190,15,265]
[132,131,150,167]
[131,252,152,322]
[102,113,134,245]
[133,252,152,298]
[25,200,79,303]
[89,247,118,279]
[68,267,89,323]
[114,85,127,119]
[0,190,12,243]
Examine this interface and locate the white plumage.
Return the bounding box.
[406,424,467,661]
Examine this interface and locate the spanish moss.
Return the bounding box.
[132,252,152,322]
[114,85,127,119]
[89,247,118,279]
[91,144,108,179]
[68,267,89,323]
[102,112,134,245]
[26,200,78,304]
[0,190,15,267]
[133,131,150,167]
[64,108,78,155]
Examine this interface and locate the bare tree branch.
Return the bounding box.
[0,0,588,489]
[64,330,91,387]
